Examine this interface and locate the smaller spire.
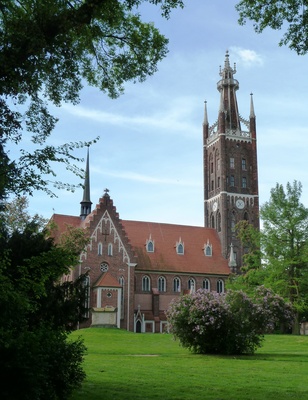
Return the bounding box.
[203,100,208,125]
[228,243,237,272]
[250,93,256,118]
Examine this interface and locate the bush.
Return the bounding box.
[166,287,294,355]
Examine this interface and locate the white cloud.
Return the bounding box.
[230,47,264,67]
[91,168,201,187]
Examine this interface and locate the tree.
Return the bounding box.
[260,181,308,329]
[236,0,308,55]
[166,288,294,355]
[0,202,90,399]
[0,0,184,198]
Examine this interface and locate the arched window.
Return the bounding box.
[217,279,224,294]
[83,275,90,318]
[244,211,249,221]
[188,278,195,292]
[217,212,221,232]
[203,279,210,291]
[158,276,166,292]
[142,275,151,292]
[173,277,181,293]
[176,240,184,255]
[98,242,102,256]
[204,243,212,256]
[231,212,236,233]
[211,214,215,228]
[119,276,125,319]
[108,243,113,256]
[147,240,154,252]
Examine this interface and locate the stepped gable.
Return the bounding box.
[120,220,230,276]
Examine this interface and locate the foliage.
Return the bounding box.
[166,288,294,355]
[1,196,48,234]
[236,0,308,55]
[0,0,184,198]
[260,181,308,322]
[0,206,89,399]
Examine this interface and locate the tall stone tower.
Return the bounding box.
[203,51,259,271]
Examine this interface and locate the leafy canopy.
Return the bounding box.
[0,0,184,198]
[236,0,308,55]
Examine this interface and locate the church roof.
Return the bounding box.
[94,272,122,288]
[49,213,82,242]
[121,220,229,276]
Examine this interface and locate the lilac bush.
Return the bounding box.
[166,287,294,355]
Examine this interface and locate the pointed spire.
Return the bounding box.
[80,147,92,220]
[228,243,237,272]
[250,93,255,118]
[217,51,240,133]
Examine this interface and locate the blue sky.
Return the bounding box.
[23,0,308,225]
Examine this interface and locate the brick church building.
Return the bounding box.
[51,52,259,333]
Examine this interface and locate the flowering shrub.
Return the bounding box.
[166,287,294,355]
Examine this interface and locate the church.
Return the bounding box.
[51,52,259,333]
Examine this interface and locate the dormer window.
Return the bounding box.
[204,240,212,256]
[176,238,184,255]
[146,235,154,253]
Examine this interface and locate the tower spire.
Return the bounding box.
[217,50,240,133]
[80,147,92,220]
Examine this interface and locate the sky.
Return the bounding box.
[20,0,308,226]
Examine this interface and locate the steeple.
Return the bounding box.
[203,52,259,270]
[217,50,241,133]
[80,147,92,220]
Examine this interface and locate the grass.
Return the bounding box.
[70,328,308,400]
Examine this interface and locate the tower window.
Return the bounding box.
[217,212,221,232]
[230,175,235,187]
[108,243,113,256]
[211,180,214,191]
[211,162,213,173]
[142,275,151,292]
[242,177,247,188]
[242,158,247,170]
[231,212,236,233]
[173,277,181,292]
[230,157,234,168]
[217,177,220,187]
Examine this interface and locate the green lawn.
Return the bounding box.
[70,328,308,400]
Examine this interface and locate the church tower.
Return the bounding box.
[203,51,259,271]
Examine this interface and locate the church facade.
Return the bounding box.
[51,52,259,333]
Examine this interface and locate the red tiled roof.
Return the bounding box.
[49,214,82,242]
[94,272,122,288]
[121,220,230,276]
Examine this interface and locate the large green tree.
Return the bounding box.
[0,0,183,198]
[261,181,308,323]
[230,181,308,332]
[236,0,308,55]
[0,201,90,399]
